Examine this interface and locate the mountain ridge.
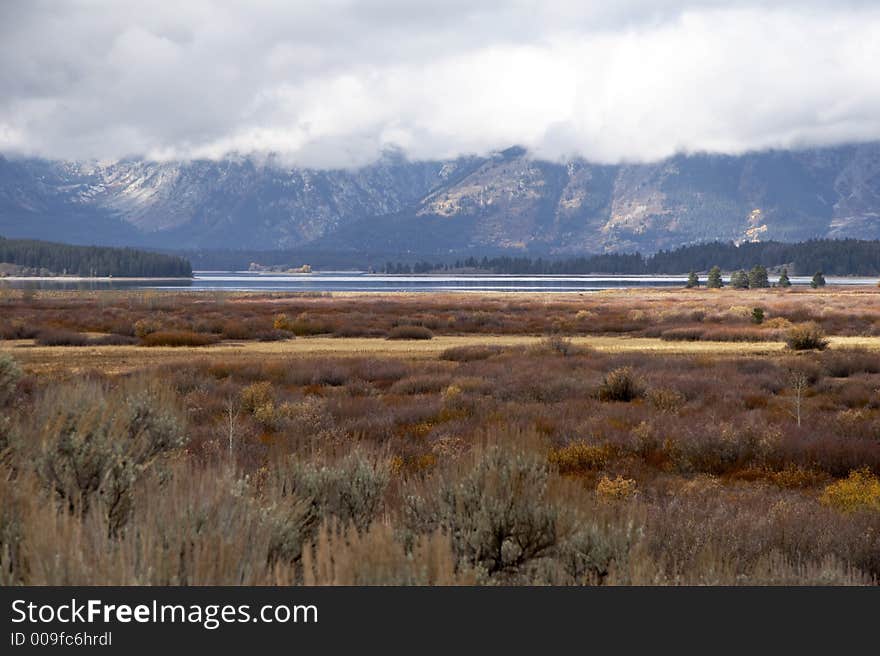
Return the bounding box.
[2,143,880,254]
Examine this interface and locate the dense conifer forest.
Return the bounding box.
[0,237,192,277]
[381,240,880,276]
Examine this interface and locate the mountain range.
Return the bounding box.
[2,143,880,255]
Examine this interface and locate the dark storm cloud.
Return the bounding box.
[1,1,879,166]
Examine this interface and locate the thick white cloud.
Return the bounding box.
[1,1,879,167]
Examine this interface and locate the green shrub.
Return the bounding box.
[556,513,638,584]
[33,379,187,534]
[280,451,390,533]
[785,323,829,351]
[598,367,644,402]
[264,497,316,565]
[405,447,559,578]
[0,354,21,406]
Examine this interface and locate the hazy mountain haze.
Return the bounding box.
[1,1,879,168]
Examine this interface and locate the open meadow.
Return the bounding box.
[2,286,880,585]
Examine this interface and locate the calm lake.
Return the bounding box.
[3,272,877,292]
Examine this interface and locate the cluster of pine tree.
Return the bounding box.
[383,261,447,274]
[691,266,827,289]
[692,265,790,289]
[0,237,192,278]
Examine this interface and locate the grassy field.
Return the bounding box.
[8,334,880,376]
[1,288,879,585]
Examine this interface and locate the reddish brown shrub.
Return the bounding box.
[387,325,434,340]
[35,329,89,346]
[440,345,504,361]
[141,331,220,347]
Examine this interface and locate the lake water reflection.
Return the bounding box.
[2,272,876,292]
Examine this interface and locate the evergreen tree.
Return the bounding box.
[748,265,769,288]
[707,266,723,288]
[811,271,826,288]
[730,269,750,289]
[777,268,791,287]
[0,236,191,277]
[686,271,699,288]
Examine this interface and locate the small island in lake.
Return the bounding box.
[248,262,312,274]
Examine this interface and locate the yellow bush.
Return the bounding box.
[763,317,792,330]
[627,309,647,322]
[133,318,159,338]
[240,381,274,413]
[724,305,752,320]
[273,313,292,331]
[785,322,829,351]
[442,384,463,403]
[253,402,281,430]
[770,465,828,489]
[648,388,686,413]
[389,453,437,476]
[596,475,638,501]
[820,468,880,513]
[548,441,610,474]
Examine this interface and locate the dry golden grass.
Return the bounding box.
[8,334,880,376]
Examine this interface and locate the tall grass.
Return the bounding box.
[3,291,880,585]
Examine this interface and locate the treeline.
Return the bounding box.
[648,240,880,275]
[383,254,645,274]
[381,240,880,276]
[0,237,192,278]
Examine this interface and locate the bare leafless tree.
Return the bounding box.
[788,370,809,427]
[225,394,241,458]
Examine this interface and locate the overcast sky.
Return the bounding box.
[1,1,879,167]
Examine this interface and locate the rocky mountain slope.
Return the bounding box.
[2,143,880,254]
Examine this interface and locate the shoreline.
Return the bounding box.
[0,275,194,282]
